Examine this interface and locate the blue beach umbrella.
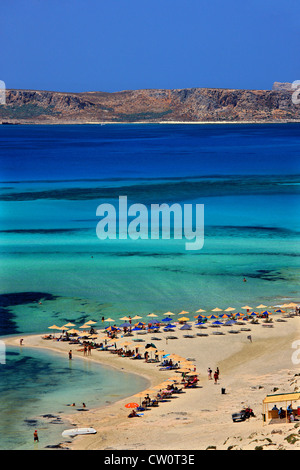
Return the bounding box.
[180,324,192,330]
[224,320,237,325]
[131,327,141,331]
[161,317,173,322]
[120,322,131,328]
[212,321,223,325]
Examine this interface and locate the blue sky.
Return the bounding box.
[1,0,299,92]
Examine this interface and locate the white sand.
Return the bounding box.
[4,314,300,450]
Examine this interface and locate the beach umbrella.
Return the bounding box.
[220,314,230,319]
[275,309,285,313]
[132,315,142,320]
[212,321,223,325]
[196,309,206,313]
[67,328,80,334]
[242,306,252,311]
[105,318,115,323]
[256,304,268,309]
[211,308,223,312]
[119,316,131,321]
[178,316,189,322]
[208,315,217,319]
[178,310,189,315]
[262,311,272,315]
[125,402,139,409]
[224,307,235,312]
[177,367,192,373]
[161,317,173,322]
[163,311,176,316]
[48,324,61,330]
[180,324,192,330]
[119,322,131,328]
[63,322,76,328]
[85,320,97,325]
[147,313,158,318]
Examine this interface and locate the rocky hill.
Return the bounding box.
[0,84,299,124]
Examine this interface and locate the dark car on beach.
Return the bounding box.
[232,410,247,422]
[232,408,255,422]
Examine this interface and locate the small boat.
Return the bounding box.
[62,427,97,437]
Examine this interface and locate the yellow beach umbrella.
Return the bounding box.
[256,304,268,309]
[147,313,158,317]
[132,315,142,320]
[178,310,189,315]
[63,322,76,328]
[48,324,61,330]
[85,320,97,325]
[67,328,79,334]
[211,307,223,312]
[163,311,176,316]
[224,307,235,312]
[105,318,115,322]
[120,316,130,321]
[178,316,189,322]
[242,305,252,310]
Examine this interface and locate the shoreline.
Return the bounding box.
[3,312,300,450]
[2,120,300,126]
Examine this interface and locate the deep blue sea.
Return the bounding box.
[0,123,300,448]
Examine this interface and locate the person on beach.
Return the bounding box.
[214,371,218,384]
[69,350,72,360]
[20,338,24,346]
[207,367,212,379]
[33,430,39,442]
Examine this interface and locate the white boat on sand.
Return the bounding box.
[62,427,97,437]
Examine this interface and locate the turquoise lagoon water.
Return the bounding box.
[0,123,299,448]
[0,345,148,450]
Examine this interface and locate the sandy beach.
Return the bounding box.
[4,312,300,451]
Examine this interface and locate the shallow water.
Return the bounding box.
[0,345,148,450]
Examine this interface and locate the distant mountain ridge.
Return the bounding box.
[0,83,299,124]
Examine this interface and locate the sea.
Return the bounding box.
[0,122,299,449]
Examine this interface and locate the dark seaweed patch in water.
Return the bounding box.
[0,292,57,336]
[249,270,287,281]
[0,228,86,234]
[0,292,57,308]
[1,175,299,202]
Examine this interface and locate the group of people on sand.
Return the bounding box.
[207,366,220,384]
[128,382,187,417]
[272,404,299,422]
